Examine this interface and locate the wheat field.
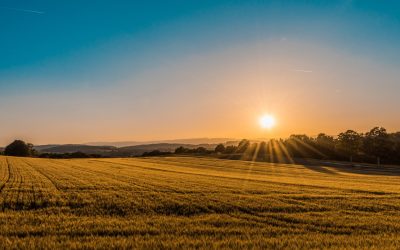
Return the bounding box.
[0,156,399,249]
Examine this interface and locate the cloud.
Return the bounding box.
[0,6,45,14]
[294,69,313,73]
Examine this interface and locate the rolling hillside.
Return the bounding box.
[35,143,217,156]
[85,138,235,147]
[35,144,117,154]
[0,156,399,248]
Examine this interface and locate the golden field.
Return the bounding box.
[0,156,399,249]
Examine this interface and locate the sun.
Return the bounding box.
[259,114,276,129]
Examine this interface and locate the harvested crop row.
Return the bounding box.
[0,156,399,249]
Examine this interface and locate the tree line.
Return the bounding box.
[0,140,101,158]
[141,147,213,157]
[2,127,399,165]
[177,127,400,165]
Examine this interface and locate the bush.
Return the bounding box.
[4,140,33,157]
[214,144,226,153]
[142,150,172,157]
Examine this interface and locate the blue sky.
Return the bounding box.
[1,0,400,144]
[2,0,400,90]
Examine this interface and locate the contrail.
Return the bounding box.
[0,6,45,14]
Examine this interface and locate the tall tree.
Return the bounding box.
[362,127,393,165]
[336,130,362,163]
[214,144,226,153]
[257,141,268,161]
[236,139,250,154]
[4,140,32,157]
[315,133,335,158]
[390,132,400,163]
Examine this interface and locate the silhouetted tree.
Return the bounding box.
[170,127,400,165]
[195,147,208,154]
[175,146,187,154]
[236,139,250,153]
[362,127,393,165]
[285,135,316,158]
[224,145,238,154]
[315,133,335,158]
[4,140,32,157]
[336,130,362,162]
[390,132,400,163]
[142,150,172,157]
[245,142,258,160]
[214,144,226,153]
[27,143,37,156]
[257,141,268,160]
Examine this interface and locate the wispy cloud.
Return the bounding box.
[294,69,313,73]
[0,6,45,14]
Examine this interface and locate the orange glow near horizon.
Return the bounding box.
[1,40,400,146]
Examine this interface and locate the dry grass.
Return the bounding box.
[0,156,399,249]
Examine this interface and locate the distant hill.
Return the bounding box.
[36,144,117,155]
[84,141,142,147]
[117,143,217,157]
[35,143,219,157]
[85,138,235,147]
[33,144,62,151]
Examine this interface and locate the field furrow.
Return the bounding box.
[0,155,399,249]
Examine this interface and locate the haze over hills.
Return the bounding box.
[11,138,241,157]
[34,145,117,155]
[84,138,236,147]
[5,138,259,156]
[34,143,215,157]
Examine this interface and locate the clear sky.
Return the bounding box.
[1,0,400,145]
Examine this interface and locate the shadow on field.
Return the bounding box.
[297,159,400,177]
[220,154,400,176]
[302,164,338,175]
